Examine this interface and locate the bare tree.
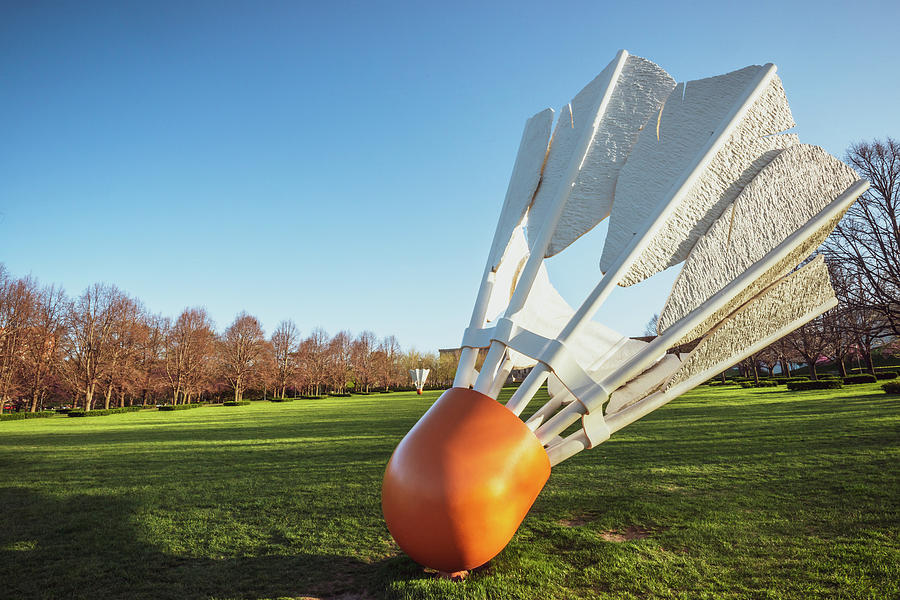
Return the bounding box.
[739,353,761,385]
[218,312,266,402]
[825,138,900,335]
[62,284,128,410]
[135,313,167,405]
[271,320,300,398]
[327,331,353,393]
[644,313,659,337]
[826,259,890,375]
[756,345,780,378]
[769,337,799,378]
[785,315,831,380]
[99,296,145,409]
[0,270,36,410]
[21,283,68,412]
[164,307,216,405]
[301,328,330,396]
[376,335,402,390]
[434,351,457,388]
[350,331,377,393]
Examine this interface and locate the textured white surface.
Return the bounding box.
[658,144,857,334]
[527,54,674,257]
[604,354,682,415]
[487,109,554,270]
[600,66,796,284]
[667,257,835,389]
[671,205,850,346]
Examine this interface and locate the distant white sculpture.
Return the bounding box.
[409,368,429,394]
[382,49,868,573]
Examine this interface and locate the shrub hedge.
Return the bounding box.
[882,381,900,394]
[158,403,203,411]
[222,400,251,406]
[843,374,878,385]
[269,397,295,402]
[740,380,779,388]
[787,379,843,391]
[0,411,57,422]
[774,377,808,384]
[851,365,900,374]
[67,406,145,418]
[876,371,898,380]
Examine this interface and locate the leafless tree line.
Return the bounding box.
[0,271,456,412]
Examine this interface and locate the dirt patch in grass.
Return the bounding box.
[600,525,656,542]
[558,514,595,527]
[423,564,492,581]
[558,516,662,542]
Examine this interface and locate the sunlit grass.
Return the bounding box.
[1,384,897,599]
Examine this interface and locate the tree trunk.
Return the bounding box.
[864,352,876,375]
[808,360,818,381]
[752,362,759,386]
[837,358,848,378]
[783,360,792,377]
[85,385,95,411]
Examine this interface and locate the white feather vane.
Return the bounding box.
[526,54,675,257]
[600,65,796,284]
[658,144,858,335]
[487,109,554,271]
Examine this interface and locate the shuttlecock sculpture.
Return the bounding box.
[410,368,430,394]
[382,50,868,573]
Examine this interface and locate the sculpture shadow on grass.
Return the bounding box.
[0,487,417,600]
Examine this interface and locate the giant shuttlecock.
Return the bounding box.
[409,368,429,394]
[381,50,868,573]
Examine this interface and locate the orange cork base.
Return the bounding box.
[382,387,550,572]
[417,389,422,395]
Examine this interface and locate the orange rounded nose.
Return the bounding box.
[417,389,422,395]
[382,387,550,572]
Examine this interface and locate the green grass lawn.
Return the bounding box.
[1,384,897,599]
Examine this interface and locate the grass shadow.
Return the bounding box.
[0,487,401,600]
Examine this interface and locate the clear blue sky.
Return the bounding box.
[2,0,898,351]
